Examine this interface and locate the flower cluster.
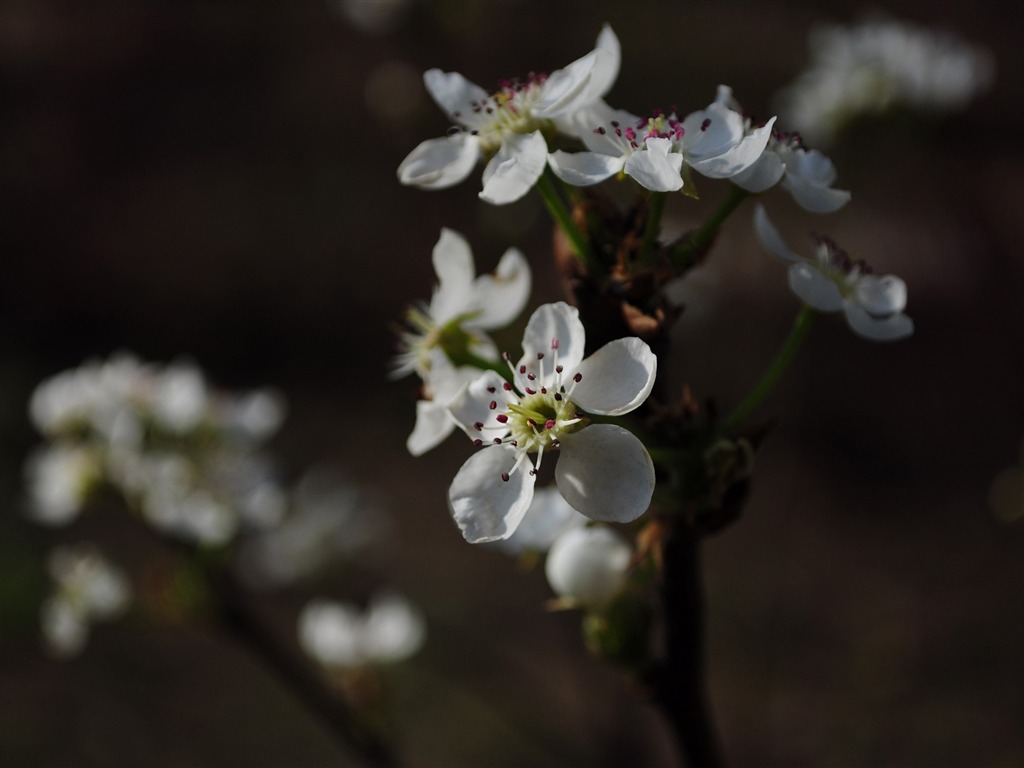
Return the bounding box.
[775,15,995,146]
[40,543,132,658]
[394,22,916,665]
[26,354,286,545]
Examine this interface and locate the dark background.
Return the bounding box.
[1,1,1022,765]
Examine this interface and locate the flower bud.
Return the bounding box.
[545,525,632,607]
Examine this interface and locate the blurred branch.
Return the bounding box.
[208,565,400,768]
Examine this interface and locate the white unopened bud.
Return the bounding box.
[545,526,632,607]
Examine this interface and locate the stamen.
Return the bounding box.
[496,414,508,423]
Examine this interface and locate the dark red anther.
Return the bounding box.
[525,387,536,395]
[573,372,582,383]
[489,400,497,410]
[501,472,510,482]
[496,414,509,423]
[701,118,711,131]
[503,382,513,391]
[473,421,484,431]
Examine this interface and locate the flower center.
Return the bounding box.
[592,109,685,153]
[453,74,550,154]
[812,235,873,293]
[472,337,586,482]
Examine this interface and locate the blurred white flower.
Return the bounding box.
[236,467,385,588]
[754,204,913,341]
[25,354,289,547]
[332,0,411,36]
[23,444,102,526]
[545,525,632,607]
[298,592,425,668]
[41,543,132,658]
[151,361,208,432]
[775,16,995,146]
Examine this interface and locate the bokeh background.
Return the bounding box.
[1,0,1022,765]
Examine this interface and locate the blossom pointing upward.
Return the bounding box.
[397,25,620,204]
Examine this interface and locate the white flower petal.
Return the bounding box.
[407,399,458,457]
[449,445,536,543]
[753,204,802,263]
[788,263,845,312]
[548,149,624,187]
[479,131,548,205]
[681,102,745,159]
[844,305,914,341]
[446,370,515,438]
[689,117,777,179]
[428,228,476,322]
[517,302,586,384]
[362,593,426,663]
[397,133,480,190]
[298,599,363,667]
[534,25,620,118]
[470,247,532,329]
[732,150,786,193]
[423,69,489,125]
[782,174,851,213]
[854,274,908,315]
[555,424,654,524]
[571,338,657,416]
[624,138,684,191]
[493,486,587,555]
[780,148,850,213]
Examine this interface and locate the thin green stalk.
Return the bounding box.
[639,191,667,266]
[670,184,749,270]
[721,305,816,434]
[535,170,596,273]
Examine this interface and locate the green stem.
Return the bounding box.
[721,305,816,434]
[446,348,513,384]
[535,170,596,273]
[639,191,667,267]
[670,184,749,270]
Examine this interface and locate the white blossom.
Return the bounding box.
[775,16,995,146]
[41,544,132,658]
[754,204,913,341]
[23,444,102,526]
[397,25,620,204]
[25,354,289,547]
[548,85,775,192]
[298,592,425,668]
[447,302,657,543]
